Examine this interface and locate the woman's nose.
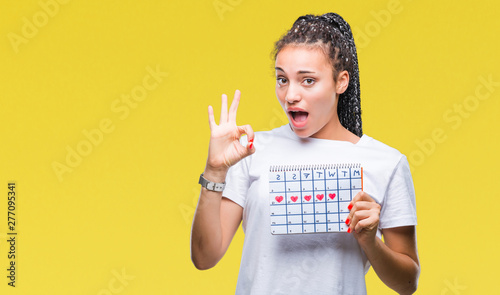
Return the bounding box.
[285,85,301,104]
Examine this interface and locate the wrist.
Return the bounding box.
[358,234,381,255]
[203,165,228,183]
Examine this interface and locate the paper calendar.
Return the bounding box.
[269,164,363,235]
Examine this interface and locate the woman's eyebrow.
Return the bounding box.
[275,67,316,74]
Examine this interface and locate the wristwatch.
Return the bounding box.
[198,173,225,192]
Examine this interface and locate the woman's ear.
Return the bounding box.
[336,70,349,94]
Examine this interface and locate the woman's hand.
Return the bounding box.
[346,192,420,294]
[346,191,381,247]
[206,89,255,172]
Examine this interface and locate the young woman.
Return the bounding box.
[191,13,420,295]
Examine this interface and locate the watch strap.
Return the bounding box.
[199,173,225,192]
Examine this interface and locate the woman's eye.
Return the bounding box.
[304,78,315,85]
[276,77,287,85]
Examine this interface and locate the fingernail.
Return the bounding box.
[345,218,350,225]
[348,203,353,210]
[248,143,253,149]
[347,228,351,233]
[249,138,254,143]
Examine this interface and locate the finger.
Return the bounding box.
[237,124,255,151]
[220,93,228,124]
[228,89,241,122]
[354,215,379,233]
[348,208,372,228]
[351,191,375,204]
[346,200,380,227]
[347,191,375,212]
[350,201,380,212]
[208,105,216,130]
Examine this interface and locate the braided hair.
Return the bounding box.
[272,13,362,137]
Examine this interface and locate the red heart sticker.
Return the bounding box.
[329,193,336,199]
[316,194,324,201]
[291,196,298,202]
[304,195,312,201]
[275,196,283,203]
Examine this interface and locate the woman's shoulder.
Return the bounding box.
[358,134,406,162]
[357,135,412,185]
[359,134,401,152]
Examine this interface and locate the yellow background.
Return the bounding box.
[1,0,499,294]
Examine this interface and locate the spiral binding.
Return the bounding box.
[269,163,361,172]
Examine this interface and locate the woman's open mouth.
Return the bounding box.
[289,110,309,128]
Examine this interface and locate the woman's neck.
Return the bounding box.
[310,118,361,144]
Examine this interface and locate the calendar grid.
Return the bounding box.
[323,168,328,231]
[284,171,289,234]
[336,167,341,231]
[312,168,316,233]
[349,167,353,201]
[269,163,363,235]
[299,170,304,233]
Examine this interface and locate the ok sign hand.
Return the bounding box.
[206,90,255,172]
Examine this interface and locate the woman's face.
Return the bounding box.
[275,45,346,139]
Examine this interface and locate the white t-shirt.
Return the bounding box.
[222,124,417,295]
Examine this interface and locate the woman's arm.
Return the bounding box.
[190,171,243,270]
[190,90,254,270]
[359,226,419,294]
[347,192,420,295]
